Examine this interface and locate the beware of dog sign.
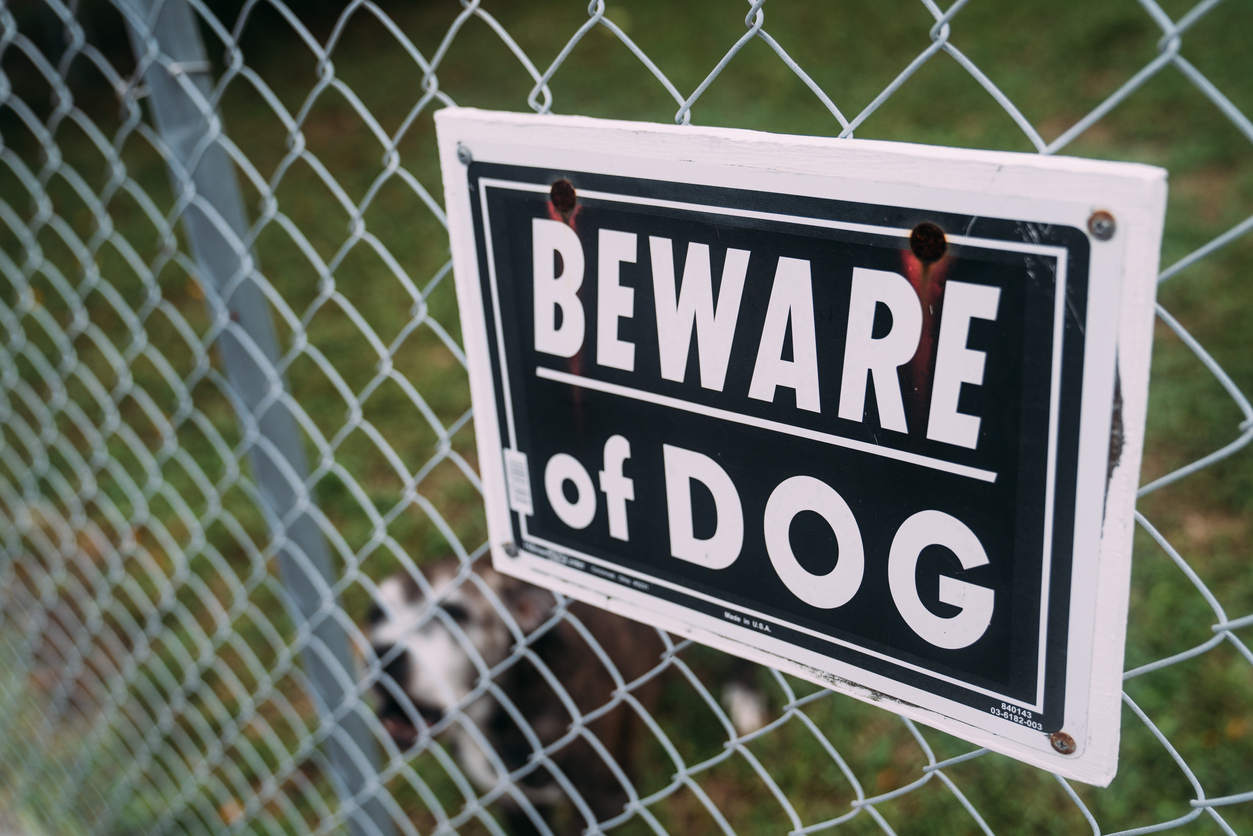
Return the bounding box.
[436,108,1166,784]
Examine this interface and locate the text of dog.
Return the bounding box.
[525,435,995,651]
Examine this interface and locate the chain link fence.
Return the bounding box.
[1,1,1250,835]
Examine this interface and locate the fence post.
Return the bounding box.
[117,2,394,834]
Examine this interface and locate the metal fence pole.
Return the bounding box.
[117,2,394,834]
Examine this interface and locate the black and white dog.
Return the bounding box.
[368,557,769,835]
[368,558,666,835]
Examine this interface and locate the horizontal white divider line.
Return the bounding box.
[534,366,998,483]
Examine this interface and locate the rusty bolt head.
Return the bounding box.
[910,222,947,264]
[456,144,472,165]
[550,179,577,216]
[1049,731,1077,755]
[1088,210,1116,241]
[503,541,519,557]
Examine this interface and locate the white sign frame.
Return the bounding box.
[435,107,1166,784]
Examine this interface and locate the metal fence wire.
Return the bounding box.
[1,0,1251,834]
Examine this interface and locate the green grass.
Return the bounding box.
[1,0,1251,834]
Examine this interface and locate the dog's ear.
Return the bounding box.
[498,576,556,634]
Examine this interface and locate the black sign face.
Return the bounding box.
[466,162,1090,730]
[439,109,1167,783]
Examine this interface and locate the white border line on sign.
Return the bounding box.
[484,179,1074,258]
[476,176,1069,714]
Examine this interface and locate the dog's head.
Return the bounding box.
[367,559,555,747]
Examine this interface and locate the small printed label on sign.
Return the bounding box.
[503,448,534,516]
[437,108,1167,784]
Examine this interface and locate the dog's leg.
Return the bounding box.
[722,656,770,737]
